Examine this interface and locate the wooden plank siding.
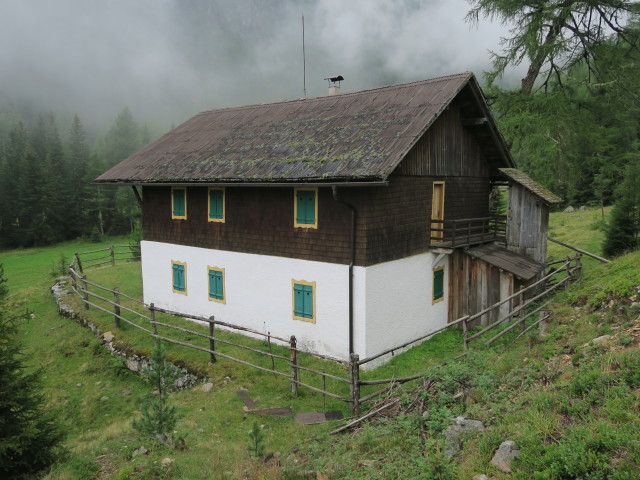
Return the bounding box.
[397,102,491,178]
[448,249,516,327]
[506,183,549,265]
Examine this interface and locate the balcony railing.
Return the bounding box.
[430,216,506,248]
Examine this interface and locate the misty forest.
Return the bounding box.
[1,2,639,254]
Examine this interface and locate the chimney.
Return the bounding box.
[324,75,344,95]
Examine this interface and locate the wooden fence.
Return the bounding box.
[68,248,581,416]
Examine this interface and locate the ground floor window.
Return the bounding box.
[433,266,444,304]
[292,280,315,322]
[208,266,225,303]
[172,261,187,294]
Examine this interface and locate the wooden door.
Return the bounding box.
[431,182,445,240]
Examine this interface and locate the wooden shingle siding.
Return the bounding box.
[398,103,490,178]
[142,175,491,267]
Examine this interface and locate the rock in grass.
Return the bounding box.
[201,382,214,393]
[443,417,485,458]
[491,440,519,472]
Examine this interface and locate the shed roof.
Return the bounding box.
[96,72,514,185]
[499,168,562,204]
[466,244,543,281]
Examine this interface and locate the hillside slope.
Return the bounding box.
[281,250,640,479]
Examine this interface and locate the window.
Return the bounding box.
[208,266,225,303]
[433,266,444,304]
[172,261,187,294]
[208,187,225,222]
[294,187,318,229]
[292,280,315,322]
[172,187,187,219]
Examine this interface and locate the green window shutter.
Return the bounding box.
[209,189,223,219]
[433,269,444,301]
[209,270,223,299]
[302,284,313,318]
[296,190,315,225]
[294,284,304,316]
[173,264,185,291]
[173,189,185,217]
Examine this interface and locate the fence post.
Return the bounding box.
[350,353,361,417]
[81,275,89,310]
[539,311,548,336]
[149,303,158,345]
[111,245,116,267]
[565,257,571,288]
[462,317,468,350]
[322,373,327,410]
[113,287,121,328]
[209,316,216,363]
[290,336,298,396]
[575,255,582,280]
[518,285,525,332]
[75,253,83,274]
[71,268,77,292]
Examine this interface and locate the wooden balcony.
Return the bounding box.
[430,216,506,248]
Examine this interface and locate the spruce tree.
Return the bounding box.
[132,341,181,446]
[603,160,640,257]
[0,266,64,478]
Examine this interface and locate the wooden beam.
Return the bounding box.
[547,237,610,263]
[462,117,488,126]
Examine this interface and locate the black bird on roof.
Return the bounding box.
[324,75,344,84]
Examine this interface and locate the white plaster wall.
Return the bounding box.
[141,241,350,360]
[359,252,448,364]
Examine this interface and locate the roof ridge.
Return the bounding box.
[195,71,474,117]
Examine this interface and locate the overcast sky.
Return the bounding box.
[0,0,519,130]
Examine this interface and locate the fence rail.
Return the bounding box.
[67,247,581,416]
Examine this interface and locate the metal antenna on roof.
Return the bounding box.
[302,11,307,98]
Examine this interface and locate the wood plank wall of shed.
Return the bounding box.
[506,183,549,265]
[448,249,517,326]
[141,174,490,268]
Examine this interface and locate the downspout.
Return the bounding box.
[332,186,356,355]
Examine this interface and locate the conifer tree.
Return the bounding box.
[132,341,181,446]
[603,160,640,257]
[0,266,64,478]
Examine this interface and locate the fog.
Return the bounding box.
[0,0,517,130]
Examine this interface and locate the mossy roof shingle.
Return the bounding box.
[96,72,511,185]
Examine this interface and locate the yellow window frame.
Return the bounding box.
[432,266,445,304]
[207,266,226,304]
[171,187,187,220]
[208,187,225,223]
[171,260,187,295]
[293,187,318,229]
[292,279,316,323]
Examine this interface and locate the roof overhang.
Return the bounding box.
[466,244,543,281]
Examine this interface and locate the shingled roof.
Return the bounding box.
[96,72,514,185]
[499,168,563,204]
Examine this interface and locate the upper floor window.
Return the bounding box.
[208,187,225,222]
[172,187,187,220]
[294,187,318,229]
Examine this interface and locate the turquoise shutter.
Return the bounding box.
[302,284,313,318]
[209,270,223,299]
[294,284,304,316]
[210,190,223,219]
[296,190,315,225]
[173,264,184,291]
[433,269,444,301]
[173,189,185,217]
[296,191,305,224]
